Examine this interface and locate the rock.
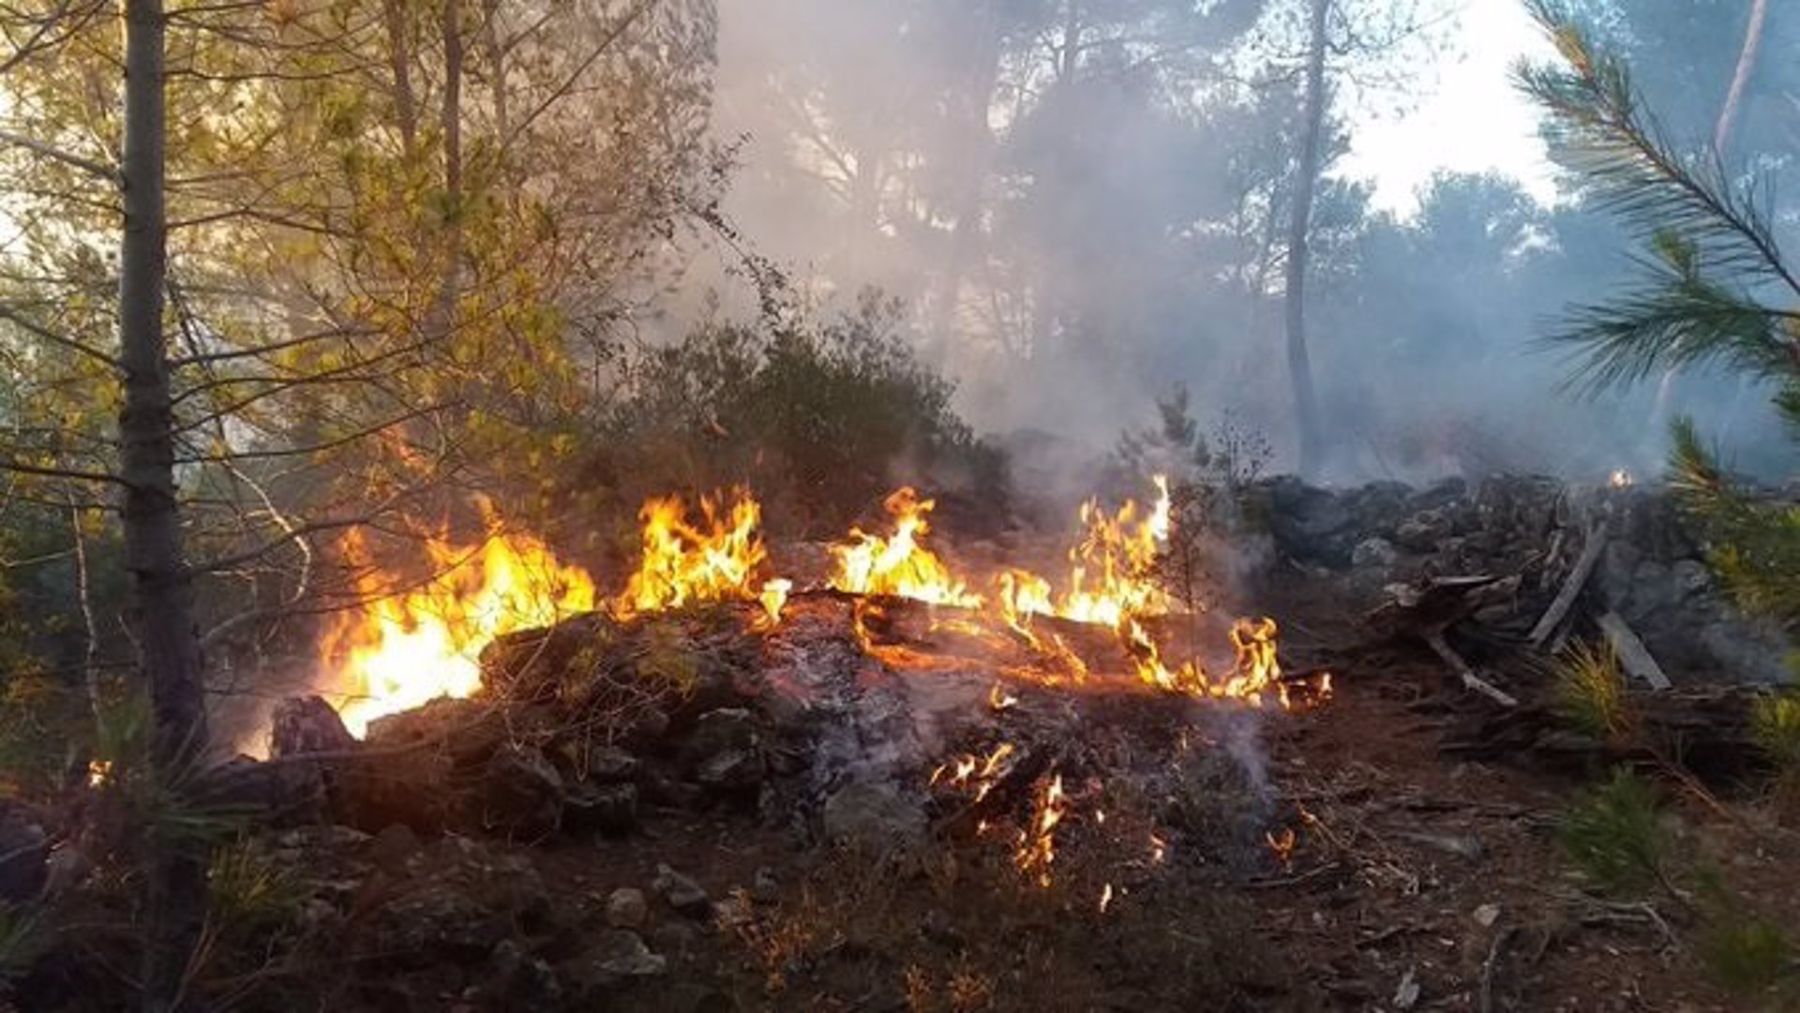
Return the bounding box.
[587,746,640,783]
[750,867,780,905]
[1393,509,1451,552]
[0,806,48,902]
[559,930,667,1000]
[713,890,754,929]
[680,709,765,793]
[1671,558,1712,597]
[638,767,703,810]
[605,887,648,929]
[1408,476,1467,512]
[652,863,711,919]
[366,823,421,871]
[1351,537,1398,569]
[336,745,457,833]
[1261,478,1356,567]
[268,695,357,758]
[648,919,702,961]
[365,697,507,767]
[1473,903,1501,928]
[373,885,502,963]
[666,982,737,1013]
[486,938,561,1007]
[201,753,329,825]
[821,782,924,852]
[1345,481,1410,536]
[478,744,565,835]
[564,782,637,836]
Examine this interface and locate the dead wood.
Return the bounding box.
[1424,630,1519,707]
[1596,611,1673,690]
[1529,523,1604,648]
[1440,687,1768,786]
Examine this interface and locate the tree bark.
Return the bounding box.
[384,0,418,157]
[1283,0,1330,477]
[430,0,463,347]
[120,0,209,1004]
[924,2,1003,360]
[1714,0,1767,159]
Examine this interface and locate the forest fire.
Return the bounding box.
[829,487,983,608]
[320,526,599,737]
[316,475,1318,739]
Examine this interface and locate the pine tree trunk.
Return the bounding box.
[120,0,209,1004]
[430,0,463,347]
[1714,0,1767,159]
[1284,0,1330,477]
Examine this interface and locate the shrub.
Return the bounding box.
[1557,768,1668,897]
[580,293,1006,546]
[1700,913,1794,997]
[1551,640,1634,742]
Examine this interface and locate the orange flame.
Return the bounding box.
[1015,773,1068,887]
[321,524,598,737]
[829,488,983,608]
[617,489,771,616]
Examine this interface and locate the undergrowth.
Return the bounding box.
[1557,768,1668,896]
[1551,640,1633,742]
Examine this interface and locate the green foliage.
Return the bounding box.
[1700,913,1795,997]
[207,841,304,940]
[0,903,48,986]
[1668,418,1800,632]
[1551,640,1633,741]
[1752,689,1800,771]
[590,294,1006,538]
[1557,768,1668,896]
[1522,2,1800,641]
[1118,385,1272,496]
[1118,385,1272,611]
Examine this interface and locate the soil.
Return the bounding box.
[334,569,1798,1011]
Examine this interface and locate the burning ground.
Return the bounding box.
[19,475,1800,1010]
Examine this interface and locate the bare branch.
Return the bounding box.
[0,127,116,182]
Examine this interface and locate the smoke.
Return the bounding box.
[676,1,1797,487]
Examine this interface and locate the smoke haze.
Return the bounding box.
[686,0,1798,486]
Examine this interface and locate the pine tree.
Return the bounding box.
[1518,0,1800,637]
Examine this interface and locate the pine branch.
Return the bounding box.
[1516,2,1800,297]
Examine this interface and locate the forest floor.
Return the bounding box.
[269,567,1795,1013]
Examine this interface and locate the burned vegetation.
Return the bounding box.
[8,462,1799,1011]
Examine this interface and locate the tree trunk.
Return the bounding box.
[430,0,463,347]
[384,0,418,156]
[924,2,1003,363]
[1714,0,1767,159]
[1283,0,1330,477]
[120,0,209,1004]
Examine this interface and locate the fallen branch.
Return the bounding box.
[1596,611,1672,690]
[1529,523,1605,648]
[1477,924,1518,1013]
[1425,630,1518,707]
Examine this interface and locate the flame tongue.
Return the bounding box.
[829,488,983,608]
[322,525,598,737]
[617,489,772,616]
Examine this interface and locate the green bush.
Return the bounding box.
[1551,640,1633,742]
[1700,913,1794,997]
[1557,768,1669,897]
[580,293,1006,545]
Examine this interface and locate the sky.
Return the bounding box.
[1335,0,1561,216]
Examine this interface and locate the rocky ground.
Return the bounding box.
[9,474,1798,1011]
